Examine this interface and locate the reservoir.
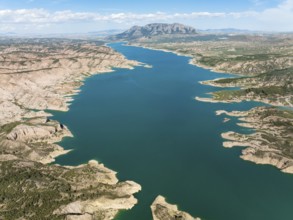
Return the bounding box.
[52,43,293,220]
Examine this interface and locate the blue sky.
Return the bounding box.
[0,0,292,33]
[0,0,281,12]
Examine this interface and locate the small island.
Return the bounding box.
[151,195,201,220]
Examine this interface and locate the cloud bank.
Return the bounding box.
[0,0,292,33]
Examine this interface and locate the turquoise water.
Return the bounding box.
[52,43,293,220]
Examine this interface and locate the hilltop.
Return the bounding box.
[108,23,197,41]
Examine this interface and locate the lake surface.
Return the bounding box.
[52,43,293,220]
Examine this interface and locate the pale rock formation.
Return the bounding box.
[151,195,201,220]
[220,107,293,174]
[54,161,141,220]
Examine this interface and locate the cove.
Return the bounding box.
[51,43,293,220]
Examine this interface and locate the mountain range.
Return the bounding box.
[109,23,197,40]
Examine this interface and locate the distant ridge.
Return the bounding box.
[199,28,261,34]
[108,23,197,41]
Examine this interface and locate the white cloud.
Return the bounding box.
[257,0,293,29]
[251,0,265,6]
[0,0,292,33]
[0,9,247,24]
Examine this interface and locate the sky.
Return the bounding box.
[0,0,292,34]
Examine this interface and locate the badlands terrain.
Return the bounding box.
[0,38,142,219]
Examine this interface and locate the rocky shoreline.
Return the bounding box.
[132,39,293,175]
[217,107,293,174]
[0,39,142,219]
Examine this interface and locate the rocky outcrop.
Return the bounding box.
[53,161,141,220]
[0,117,72,164]
[151,195,201,220]
[7,123,65,142]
